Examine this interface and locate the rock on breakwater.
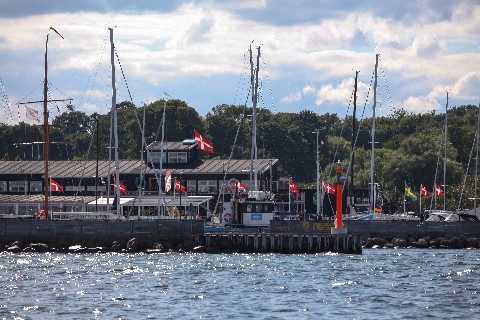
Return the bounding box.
[364,235,479,249]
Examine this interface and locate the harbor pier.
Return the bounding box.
[196,232,362,254]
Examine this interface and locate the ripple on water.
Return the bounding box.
[1,250,479,319]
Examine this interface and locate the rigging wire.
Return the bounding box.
[0,76,16,125]
[213,48,252,216]
[457,123,476,210]
[77,31,109,112]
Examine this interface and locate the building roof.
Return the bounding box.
[0,159,278,177]
[167,159,278,175]
[146,140,197,151]
[0,194,97,204]
[0,160,151,178]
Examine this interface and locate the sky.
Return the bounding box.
[0,0,479,125]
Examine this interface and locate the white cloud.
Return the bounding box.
[315,78,370,106]
[0,1,479,120]
[401,95,441,113]
[280,91,301,104]
[451,71,480,99]
[411,35,445,58]
[403,71,480,113]
[302,85,315,95]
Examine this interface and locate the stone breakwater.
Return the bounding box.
[0,237,206,254]
[364,235,480,249]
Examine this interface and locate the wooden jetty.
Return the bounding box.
[197,232,362,254]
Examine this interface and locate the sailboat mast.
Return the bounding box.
[157,96,167,217]
[43,28,63,218]
[443,92,448,211]
[370,54,379,211]
[475,104,480,216]
[43,33,50,217]
[109,28,121,214]
[350,70,359,211]
[249,45,261,192]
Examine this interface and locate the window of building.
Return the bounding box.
[147,151,166,164]
[18,204,38,215]
[64,204,84,212]
[187,180,196,193]
[9,181,26,192]
[0,205,15,214]
[198,180,217,193]
[65,186,84,192]
[87,186,107,192]
[30,181,42,192]
[0,181,6,192]
[168,152,187,163]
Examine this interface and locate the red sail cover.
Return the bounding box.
[194,130,214,154]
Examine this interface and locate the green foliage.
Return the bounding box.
[2,100,479,212]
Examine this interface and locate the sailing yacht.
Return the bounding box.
[218,45,291,228]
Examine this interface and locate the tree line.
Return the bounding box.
[1,99,479,213]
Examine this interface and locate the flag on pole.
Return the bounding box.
[322,181,335,195]
[194,130,214,154]
[289,180,300,198]
[175,179,186,193]
[420,184,431,198]
[26,106,39,123]
[405,183,417,201]
[165,170,172,192]
[112,173,128,195]
[234,180,248,193]
[435,184,445,197]
[50,178,63,193]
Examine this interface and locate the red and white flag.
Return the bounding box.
[112,173,128,195]
[175,179,186,193]
[165,170,172,192]
[234,181,248,193]
[322,181,335,195]
[50,178,63,193]
[435,184,444,197]
[421,184,431,198]
[194,130,214,154]
[289,180,300,198]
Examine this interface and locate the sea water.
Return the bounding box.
[0,249,478,319]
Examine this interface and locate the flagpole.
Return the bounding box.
[403,181,406,215]
[419,185,422,217]
[288,178,291,212]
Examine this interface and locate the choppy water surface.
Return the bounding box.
[0,249,479,319]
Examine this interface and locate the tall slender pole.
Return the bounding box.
[109,28,120,215]
[315,130,320,217]
[95,116,99,211]
[43,33,49,217]
[157,94,167,217]
[475,104,480,216]
[370,54,379,212]
[249,44,260,192]
[350,71,358,211]
[443,92,448,211]
[43,28,63,218]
